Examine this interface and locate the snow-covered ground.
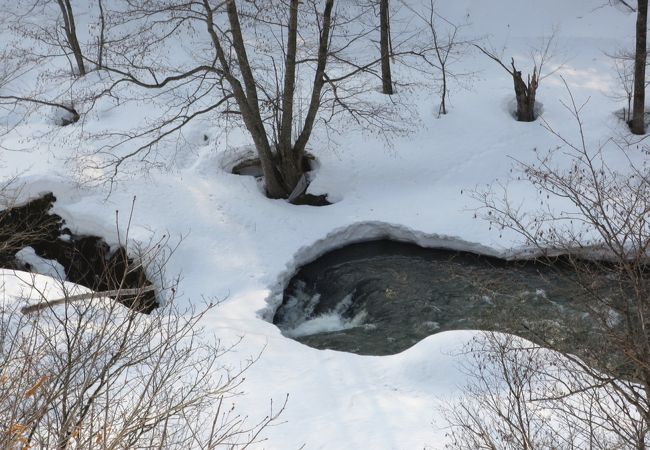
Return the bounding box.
[0,1,642,448]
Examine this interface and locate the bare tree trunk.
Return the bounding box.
[207,0,286,198]
[56,0,86,76]
[277,0,304,195]
[283,0,335,198]
[631,0,647,134]
[97,0,105,69]
[224,0,334,199]
[379,0,393,95]
[474,45,545,123]
[512,61,537,122]
[293,0,334,155]
[439,63,447,115]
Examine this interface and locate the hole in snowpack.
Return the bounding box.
[0,192,157,313]
[230,152,331,206]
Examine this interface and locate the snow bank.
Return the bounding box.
[0,0,640,448]
[0,269,91,309]
[261,220,508,320]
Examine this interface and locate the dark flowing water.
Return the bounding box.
[274,240,604,355]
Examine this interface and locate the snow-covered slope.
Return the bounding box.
[0,0,641,448]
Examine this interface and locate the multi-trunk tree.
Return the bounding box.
[219,0,333,198]
[86,0,401,200]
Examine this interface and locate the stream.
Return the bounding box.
[274,240,606,356]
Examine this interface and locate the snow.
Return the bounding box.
[15,246,66,280]
[0,0,642,448]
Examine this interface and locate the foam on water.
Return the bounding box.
[280,291,369,337]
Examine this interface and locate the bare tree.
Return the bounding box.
[608,48,635,123]
[78,0,406,200]
[401,0,469,117]
[5,0,89,77]
[474,35,556,122]
[95,0,106,70]
[0,0,102,131]
[55,0,86,76]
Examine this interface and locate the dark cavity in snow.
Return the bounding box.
[0,192,157,313]
[274,240,607,356]
[231,153,331,206]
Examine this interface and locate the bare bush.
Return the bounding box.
[445,80,650,448]
[443,332,642,450]
[0,224,283,449]
[444,333,568,450]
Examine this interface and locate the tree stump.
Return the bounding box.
[511,59,538,122]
